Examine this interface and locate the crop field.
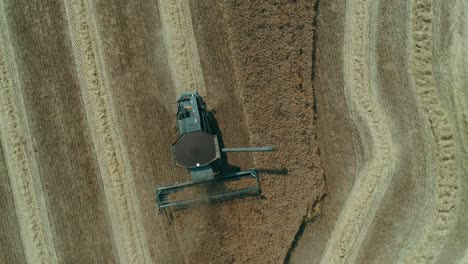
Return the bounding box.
[0,0,466,264]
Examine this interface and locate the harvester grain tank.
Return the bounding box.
[156,90,275,211]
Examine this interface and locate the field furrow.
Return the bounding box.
[0,134,26,263]
[454,1,468,149]
[463,0,468,147]
[401,0,460,262]
[0,2,57,263]
[157,0,206,96]
[429,1,468,262]
[63,1,152,263]
[441,0,468,167]
[320,0,398,263]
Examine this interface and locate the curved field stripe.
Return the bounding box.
[320,0,398,263]
[63,1,152,263]
[402,0,460,262]
[157,0,206,97]
[453,0,468,151]
[0,2,57,263]
[432,0,468,156]
[463,0,468,149]
[430,0,468,261]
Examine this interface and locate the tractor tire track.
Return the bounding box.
[63,1,152,263]
[401,0,460,263]
[155,1,208,261]
[320,0,398,263]
[0,134,26,264]
[453,1,468,152]
[157,0,206,97]
[0,2,57,263]
[432,0,468,156]
[463,1,468,149]
[451,0,468,152]
[430,1,468,262]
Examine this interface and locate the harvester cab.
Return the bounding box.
[156,90,275,211]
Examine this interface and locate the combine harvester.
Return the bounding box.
[156,91,275,211]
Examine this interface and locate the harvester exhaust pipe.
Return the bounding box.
[221,147,275,152]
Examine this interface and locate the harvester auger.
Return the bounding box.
[156,90,275,212]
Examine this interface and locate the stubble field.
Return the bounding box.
[0,0,466,264]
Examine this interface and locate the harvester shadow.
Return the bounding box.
[206,111,288,194]
[205,110,241,195]
[257,168,289,176]
[207,110,240,174]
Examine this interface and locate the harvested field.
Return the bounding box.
[0,0,466,264]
